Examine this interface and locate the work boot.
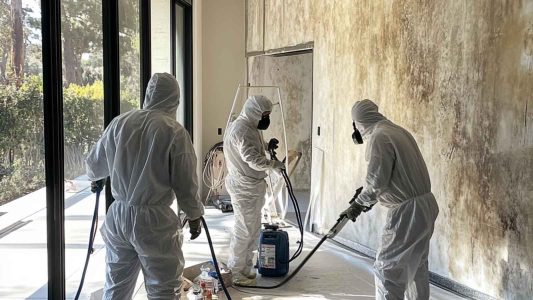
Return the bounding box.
[232,272,256,286]
[244,267,257,279]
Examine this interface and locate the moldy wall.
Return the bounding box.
[246,0,533,298]
[248,53,313,190]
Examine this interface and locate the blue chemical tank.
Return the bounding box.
[258,224,289,277]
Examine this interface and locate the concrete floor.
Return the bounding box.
[178,209,465,300]
[0,181,466,299]
[0,178,107,300]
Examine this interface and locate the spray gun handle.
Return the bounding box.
[349,187,364,204]
[327,186,364,238]
[349,187,375,212]
[268,148,287,166]
[268,148,278,161]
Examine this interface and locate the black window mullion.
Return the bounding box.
[41,0,65,298]
[140,0,151,107]
[170,1,176,77]
[183,2,193,137]
[103,0,120,210]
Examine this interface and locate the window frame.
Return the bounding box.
[171,0,193,137]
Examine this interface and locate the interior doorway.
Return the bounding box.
[247,50,313,225]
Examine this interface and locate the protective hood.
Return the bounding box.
[351,99,386,136]
[142,73,180,115]
[239,95,273,126]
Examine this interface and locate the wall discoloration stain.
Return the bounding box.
[248,53,314,190]
[246,0,533,298]
[246,0,264,52]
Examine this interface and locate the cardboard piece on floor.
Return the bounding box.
[182,277,193,292]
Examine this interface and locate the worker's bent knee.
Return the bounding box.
[145,285,181,300]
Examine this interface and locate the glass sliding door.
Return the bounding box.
[60,0,106,297]
[0,0,148,297]
[174,4,185,126]
[0,1,47,298]
[119,0,141,113]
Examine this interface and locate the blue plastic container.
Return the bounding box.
[258,228,289,277]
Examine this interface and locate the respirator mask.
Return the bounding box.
[257,115,271,130]
[352,122,363,145]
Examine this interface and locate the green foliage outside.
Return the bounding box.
[0,0,141,206]
[0,77,44,205]
[0,77,138,205]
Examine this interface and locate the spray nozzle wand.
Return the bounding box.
[327,186,367,238]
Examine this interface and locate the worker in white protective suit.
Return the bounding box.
[340,99,439,300]
[224,95,285,285]
[86,73,204,300]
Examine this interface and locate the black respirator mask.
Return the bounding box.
[352,122,363,144]
[257,115,271,130]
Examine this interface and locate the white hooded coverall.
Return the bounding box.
[86,73,204,300]
[352,99,439,300]
[224,95,282,277]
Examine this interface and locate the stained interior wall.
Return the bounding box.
[246,0,533,298]
[248,53,313,190]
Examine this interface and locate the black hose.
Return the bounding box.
[183,217,233,300]
[197,166,361,291]
[232,148,327,289]
[234,155,363,289]
[74,188,101,300]
[238,236,328,289]
[268,148,305,261]
[235,222,337,289]
[76,189,233,299]
[283,169,304,261]
[287,174,304,251]
[199,217,233,300]
[280,167,304,259]
[198,151,363,292]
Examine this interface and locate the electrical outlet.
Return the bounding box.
[217,128,222,135]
